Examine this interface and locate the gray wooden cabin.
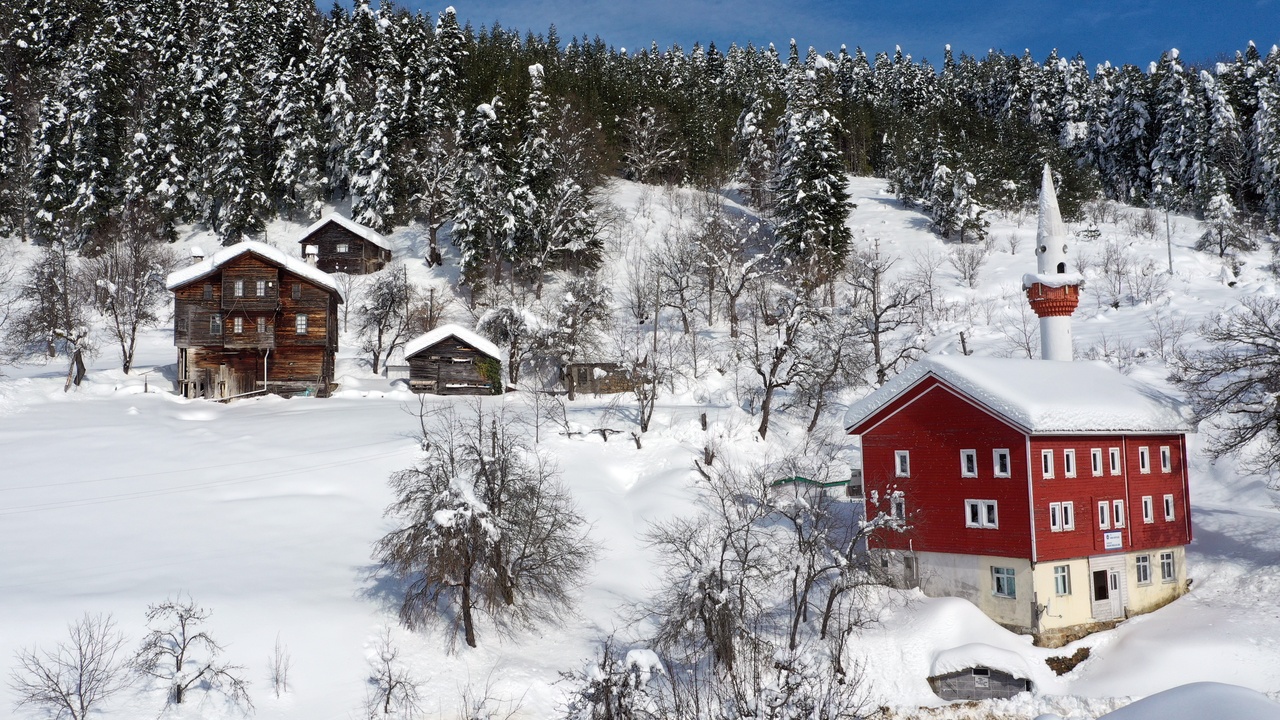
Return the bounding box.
[297,215,392,275]
[403,325,503,395]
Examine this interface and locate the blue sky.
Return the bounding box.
[390,0,1280,68]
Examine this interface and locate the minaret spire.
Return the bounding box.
[1024,165,1082,361]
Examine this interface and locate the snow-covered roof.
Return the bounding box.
[165,240,341,296]
[845,355,1194,435]
[931,643,1034,679]
[298,214,390,251]
[403,323,502,361]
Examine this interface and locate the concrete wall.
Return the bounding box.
[912,551,1034,630]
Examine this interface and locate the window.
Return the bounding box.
[1164,494,1175,521]
[1041,449,1054,478]
[234,279,244,297]
[1054,565,1071,595]
[292,283,301,300]
[1091,448,1103,476]
[1109,447,1121,475]
[1136,555,1152,585]
[1142,496,1154,523]
[1160,446,1172,473]
[336,243,349,253]
[992,567,1016,598]
[1113,499,1126,528]
[203,283,213,300]
[1160,552,1175,582]
[256,279,266,297]
[256,317,266,334]
[1097,501,1110,529]
[966,499,999,529]
[1049,502,1076,532]
[895,451,910,477]
[210,314,223,334]
[1049,502,1061,531]
[232,316,243,334]
[892,495,906,520]
[1062,502,1075,530]
[993,449,1011,478]
[295,313,308,335]
[1064,449,1076,477]
[1138,446,1151,474]
[960,449,977,478]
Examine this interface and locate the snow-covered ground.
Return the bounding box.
[2,177,1279,719]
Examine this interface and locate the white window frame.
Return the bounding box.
[1160,446,1172,473]
[1053,565,1071,595]
[1163,494,1175,521]
[1091,448,1103,476]
[256,317,266,334]
[335,242,349,253]
[233,279,244,297]
[256,279,266,297]
[992,566,1016,598]
[1142,496,1154,523]
[210,314,222,334]
[1049,502,1062,531]
[1138,446,1151,474]
[1113,499,1126,528]
[993,449,1011,478]
[966,499,999,529]
[232,316,243,334]
[1061,501,1075,530]
[1160,551,1175,582]
[895,451,910,478]
[1041,449,1054,479]
[295,313,308,335]
[960,449,977,478]
[1097,501,1110,529]
[1063,449,1076,478]
[891,493,906,521]
[1109,447,1122,476]
[1135,555,1152,585]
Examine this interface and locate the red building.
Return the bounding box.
[845,169,1193,646]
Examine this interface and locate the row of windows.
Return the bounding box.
[993,551,1177,600]
[893,445,1176,480]
[203,282,305,300]
[209,314,308,335]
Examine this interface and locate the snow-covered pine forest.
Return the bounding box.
[4,2,1280,720]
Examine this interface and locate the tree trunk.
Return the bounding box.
[461,567,477,648]
[757,383,776,440]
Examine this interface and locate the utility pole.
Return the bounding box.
[1165,210,1174,275]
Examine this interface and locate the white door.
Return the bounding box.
[1108,570,1123,618]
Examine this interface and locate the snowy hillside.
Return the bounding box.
[2,177,1280,719]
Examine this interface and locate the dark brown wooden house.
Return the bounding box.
[167,241,342,399]
[403,324,503,395]
[297,214,392,275]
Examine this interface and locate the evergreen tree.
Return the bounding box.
[452,100,514,294]
[733,93,775,209]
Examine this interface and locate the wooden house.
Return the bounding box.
[297,214,392,275]
[402,324,503,395]
[167,241,342,399]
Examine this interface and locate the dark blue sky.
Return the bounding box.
[389,0,1279,68]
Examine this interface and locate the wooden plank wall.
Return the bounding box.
[407,337,497,395]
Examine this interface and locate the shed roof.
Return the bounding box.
[298,214,390,251]
[845,354,1194,435]
[166,240,341,297]
[404,324,502,362]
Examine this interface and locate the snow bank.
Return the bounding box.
[845,354,1194,434]
[1097,682,1280,720]
[931,643,1035,679]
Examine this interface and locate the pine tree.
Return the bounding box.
[733,93,775,209]
[1149,49,1203,211]
[452,100,514,294]
[349,70,400,232]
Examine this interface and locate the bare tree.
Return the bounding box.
[694,211,776,339]
[994,292,1040,359]
[739,282,812,440]
[653,231,706,335]
[1174,296,1280,485]
[948,242,988,289]
[621,106,682,184]
[9,613,131,720]
[477,304,537,386]
[561,637,668,720]
[410,127,460,267]
[373,404,594,648]
[357,263,417,375]
[1145,305,1192,361]
[845,243,924,385]
[268,634,291,699]
[363,628,422,719]
[333,272,363,333]
[133,595,251,709]
[7,240,94,389]
[86,218,177,373]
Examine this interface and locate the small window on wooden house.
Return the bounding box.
[895,451,910,477]
[1164,494,1175,521]
[1097,501,1110,529]
[576,367,589,383]
[993,449,1011,478]
[1063,450,1076,477]
[336,243,349,253]
[1138,447,1150,474]
[295,313,308,335]
[960,449,977,477]
[233,317,243,334]
[257,317,266,334]
[292,283,301,300]
[1091,449,1103,476]
[203,284,213,300]
[210,314,223,334]
[1112,499,1126,528]
[1109,447,1121,475]
[234,279,244,297]
[1160,446,1172,473]
[256,279,266,297]
[1041,449,1054,478]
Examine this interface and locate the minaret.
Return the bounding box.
[1024,165,1081,361]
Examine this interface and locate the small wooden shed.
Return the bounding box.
[563,362,631,396]
[403,324,503,395]
[297,214,392,275]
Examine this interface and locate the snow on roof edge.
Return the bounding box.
[403,324,503,362]
[298,214,390,251]
[165,240,341,297]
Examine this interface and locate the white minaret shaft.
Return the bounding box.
[1025,164,1080,362]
